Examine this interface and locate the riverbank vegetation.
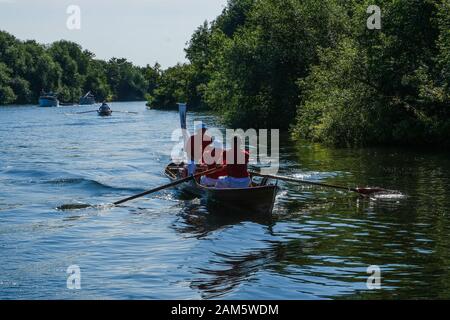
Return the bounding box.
[149,0,450,147]
[1,0,449,147]
[0,31,160,103]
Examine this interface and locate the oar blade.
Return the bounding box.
[355,187,401,196]
[76,110,97,114]
[114,111,138,114]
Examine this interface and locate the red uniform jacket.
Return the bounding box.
[225,149,249,178]
[205,148,227,179]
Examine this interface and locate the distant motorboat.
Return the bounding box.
[39,92,59,107]
[79,91,96,105]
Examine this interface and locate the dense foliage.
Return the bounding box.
[150,0,450,146]
[0,31,159,104]
[292,0,450,146]
[2,0,449,146]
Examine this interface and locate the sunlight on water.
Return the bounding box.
[1,103,450,299]
[292,171,339,181]
[370,192,407,200]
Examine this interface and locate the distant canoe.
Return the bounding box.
[98,109,112,116]
[97,104,112,116]
[165,163,279,215]
[39,95,59,107]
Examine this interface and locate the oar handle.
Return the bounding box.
[113,165,225,206]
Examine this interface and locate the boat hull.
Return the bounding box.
[165,164,278,215]
[97,110,112,116]
[39,97,59,107]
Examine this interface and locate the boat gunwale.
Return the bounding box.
[165,164,278,214]
[164,164,278,193]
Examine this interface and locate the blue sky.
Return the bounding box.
[0,0,228,68]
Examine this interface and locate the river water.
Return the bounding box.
[0,101,449,299]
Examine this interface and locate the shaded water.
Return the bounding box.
[0,102,449,299]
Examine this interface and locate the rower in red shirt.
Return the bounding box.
[184,123,212,176]
[200,140,227,186]
[216,136,251,188]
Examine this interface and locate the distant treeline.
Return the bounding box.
[0,30,161,104]
[2,0,449,147]
[148,0,450,147]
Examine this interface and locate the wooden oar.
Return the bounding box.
[113,165,224,205]
[250,171,389,196]
[76,110,137,115]
[112,177,193,205]
[58,165,225,210]
[76,110,98,114]
[114,111,138,114]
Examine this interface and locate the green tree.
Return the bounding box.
[106,58,147,101]
[203,0,348,128]
[147,63,193,108]
[142,63,161,95]
[0,30,154,105]
[293,0,450,146]
[0,62,16,104]
[84,59,111,101]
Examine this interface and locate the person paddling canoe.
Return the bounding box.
[98,101,112,116]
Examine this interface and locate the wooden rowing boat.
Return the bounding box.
[165,163,279,215]
[97,104,112,116]
[97,109,112,116]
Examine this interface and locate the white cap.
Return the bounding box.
[194,122,207,131]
